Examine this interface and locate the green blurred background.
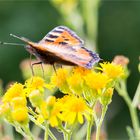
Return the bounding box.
[0,0,139,139]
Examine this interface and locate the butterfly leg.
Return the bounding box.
[29,54,35,76]
[52,64,57,75]
[31,61,44,76]
[41,63,45,78]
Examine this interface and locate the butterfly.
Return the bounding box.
[5,26,100,70]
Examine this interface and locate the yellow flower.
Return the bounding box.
[85,71,110,91]
[25,76,46,95]
[61,96,91,124]
[40,101,48,120]
[49,115,59,127]
[2,83,25,103]
[36,115,45,125]
[48,101,62,127]
[50,68,68,88]
[100,62,124,79]
[39,96,61,127]
[73,67,91,76]
[11,97,27,109]
[49,68,71,93]
[12,107,28,123]
[67,73,83,94]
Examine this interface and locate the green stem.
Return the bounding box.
[86,115,94,140]
[23,125,34,140]
[96,106,107,140]
[29,115,57,140]
[73,123,87,140]
[59,124,69,135]
[44,123,49,140]
[48,129,57,140]
[15,126,27,138]
[132,81,140,107]
[32,125,41,139]
[60,123,71,140]
[116,81,140,139]
[67,131,71,140]
[122,95,140,139]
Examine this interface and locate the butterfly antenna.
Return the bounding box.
[10,33,30,44]
[0,41,25,46]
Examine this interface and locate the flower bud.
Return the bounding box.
[11,97,27,109]
[113,55,129,66]
[29,90,44,107]
[0,103,10,117]
[12,107,28,123]
[100,88,114,106]
[46,96,56,106]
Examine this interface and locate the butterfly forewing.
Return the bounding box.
[37,26,100,68]
[40,26,84,47]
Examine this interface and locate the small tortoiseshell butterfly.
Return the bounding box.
[3,26,100,69]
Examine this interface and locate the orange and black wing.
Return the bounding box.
[39,26,100,69]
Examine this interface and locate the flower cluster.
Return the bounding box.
[0,62,125,140]
[0,83,28,124]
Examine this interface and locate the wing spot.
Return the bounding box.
[48,34,58,38]
[59,42,68,45]
[45,39,54,42]
[64,38,69,41]
[53,30,63,33]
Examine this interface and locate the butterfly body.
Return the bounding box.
[25,44,76,66]
[14,26,100,69]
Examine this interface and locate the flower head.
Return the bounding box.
[67,73,83,94]
[25,76,46,95]
[61,95,91,124]
[39,96,62,127]
[50,68,68,88]
[1,83,28,124]
[49,68,70,93]
[85,71,110,91]
[12,107,28,123]
[73,67,91,76]
[100,62,124,79]
[2,83,25,103]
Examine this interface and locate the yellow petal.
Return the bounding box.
[69,112,76,124]
[77,113,84,124]
[50,116,58,127]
